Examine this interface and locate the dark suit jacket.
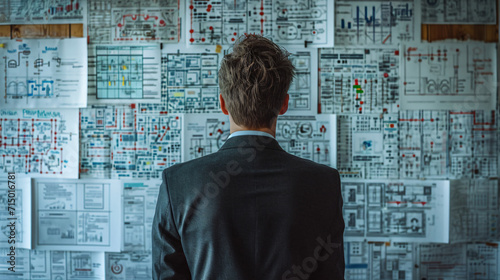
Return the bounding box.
[152,135,345,279]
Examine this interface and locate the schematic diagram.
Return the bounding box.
[33,178,122,252]
[186,0,333,47]
[275,115,336,167]
[87,44,161,103]
[335,0,419,46]
[0,177,31,249]
[342,179,450,243]
[417,242,500,280]
[80,104,182,179]
[164,51,220,113]
[286,50,317,114]
[122,180,160,252]
[88,0,180,44]
[400,43,497,110]
[319,48,400,114]
[183,113,230,161]
[399,110,497,179]
[0,38,88,108]
[0,0,86,24]
[422,0,496,24]
[0,108,79,178]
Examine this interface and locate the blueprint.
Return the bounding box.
[87,44,162,104]
[335,0,420,46]
[0,109,79,178]
[80,104,182,179]
[319,47,400,114]
[88,0,180,44]
[286,49,318,114]
[0,39,88,108]
[342,179,450,243]
[0,0,86,24]
[0,249,105,279]
[186,0,334,47]
[422,0,496,24]
[122,180,160,252]
[0,177,31,249]
[33,178,122,252]
[106,252,152,279]
[400,43,497,111]
[275,115,336,167]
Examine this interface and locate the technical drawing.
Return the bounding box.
[106,252,152,279]
[276,115,336,167]
[417,243,500,280]
[183,113,230,161]
[0,39,88,108]
[319,48,400,114]
[422,0,496,24]
[0,0,86,24]
[0,178,31,249]
[122,180,160,252]
[88,0,180,44]
[33,178,122,252]
[187,0,334,47]
[342,179,450,243]
[0,109,79,178]
[87,44,161,103]
[400,43,497,111]
[335,1,419,46]
[164,51,220,113]
[0,249,106,280]
[80,104,182,179]
[286,50,317,114]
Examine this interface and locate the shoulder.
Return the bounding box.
[162,152,222,179]
[280,151,340,179]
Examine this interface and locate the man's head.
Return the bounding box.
[218,35,295,129]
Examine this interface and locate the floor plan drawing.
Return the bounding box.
[335,0,419,46]
[0,108,79,178]
[87,44,161,104]
[400,43,497,110]
[0,38,88,108]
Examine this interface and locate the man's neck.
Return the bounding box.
[229,116,277,138]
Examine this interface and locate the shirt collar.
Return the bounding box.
[228,130,275,139]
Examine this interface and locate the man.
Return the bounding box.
[152,35,345,279]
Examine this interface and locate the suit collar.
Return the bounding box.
[219,135,284,152]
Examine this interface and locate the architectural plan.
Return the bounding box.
[0,249,105,280]
[186,0,334,47]
[106,252,152,279]
[87,44,162,104]
[0,177,31,249]
[0,0,86,24]
[422,0,497,24]
[88,0,180,44]
[275,115,336,167]
[335,0,420,46]
[0,38,88,108]
[0,109,79,178]
[319,47,400,114]
[122,180,160,252]
[342,179,450,243]
[417,243,500,280]
[33,178,122,252]
[183,113,230,161]
[80,104,182,179]
[400,42,497,110]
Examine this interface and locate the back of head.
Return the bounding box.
[218,35,295,129]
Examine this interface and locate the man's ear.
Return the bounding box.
[219,94,229,115]
[279,94,289,115]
